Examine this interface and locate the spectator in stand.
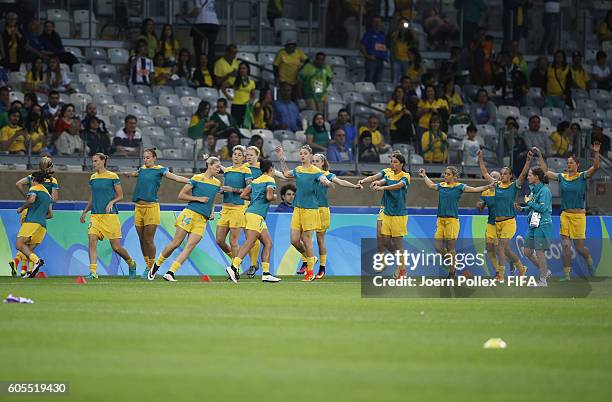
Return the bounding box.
[0,86,8,115]
[25,111,45,154]
[460,124,480,166]
[113,115,142,156]
[598,10,612,43]
[358,130,380,163]
[591,121,611,155]
[510,40,529,79]
[160,24,180,62]
[0,66,8,87]
[423,7,459,48]
[210,98,238,137]
[185,0,219,66]
[421,114,448,163]
[252,87,274,129]
[358,115,388,153]
[406,47,426,83]
[22,18,53,63]
[298,51,333,113]
[192,53,213,87]
[199,133,220,159]
[359,15,387,84]
[521,115,552,165]
[443,80,464,113]
[81,103,107,132]
[454,0,486,46]
[177,49,193,85]
[20,93,37,125]
[248,134,267,159]
[129,40,154,87]
[570,51,591,91]
[494,51,527,107]
[138,18,159,59]
[56,119,85,155]
[188,100,216,140]
[41,90,63,127]
[327,128,354,163]
[53,103,76,144]
[530,56,549,94]
[152,52,172,86]
[2,17,25,71]
[82,116,111,156]
[469,88,496,125]
[500,117,527,174]
[386,85,414,145]
[46,55,74,93]
[38,20,78,66]
[546,50,571,109]
[276,184,296,212]
[401,76,420,115]
[549,121,573,157]
[25,56,48,94]
[0,108,26,154]
[223,62,255,127]
[305,112,329,153]
[417,84,449,138]
[332,108,357,150]
[591,50,611,91]
[272,82,301,132]
[219,129,242,160]
[214,44,239,89]
[273,38,307,97]
[389,18,414,83]
[539,1,561,55]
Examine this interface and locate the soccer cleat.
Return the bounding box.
[296,261,307,275]
[588,263,596,277]
[163,272,177,282]
[140,269,149,279]
[495,272,505,282]
[246,265,257,278]
[315,267,326,280]
[301,270,315,282]
[148,264,160,281]
[20,268,27,277]
[518,265,527,277]
[544,269,552,279]
[9,261,16,277]
[262,273,281,283]
[226,266,239,283]
[128,268,137,279]
[509,263,517,275]
[537,278,548,287]
[26,260,44,278]
[85,272,98,279]
[560,272,571,282]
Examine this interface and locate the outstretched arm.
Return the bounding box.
[358,172,383,186]
[418,169,438,190]
[585,142,601,179]
[477,150,495,183]
[464,182,496,193]
[373,180,406,192]
[332,176,362,189]
[164,171,191,184]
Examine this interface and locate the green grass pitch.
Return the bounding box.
[1,276,611,402]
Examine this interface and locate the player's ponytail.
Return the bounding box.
[314,153,329,171]
[39,156,54,173]
[31,171,47,184]
[202,153,220,170]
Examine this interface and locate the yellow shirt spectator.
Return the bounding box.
[421,130,448,163]
[0,125,26,153]
[386,100,408,131]
[571,67,590,91]
[232,79,256,105]
[152,66,171,85]
[359,125,383,147]
[446,92,463,110]
[214,57,239,86]
[252,101,273,129]
[417,99,449,129]
[29,126,45,153]
[26,71,46,86]
[598,22,612,42]
[407,64,426,82]
[194,68,213,87]
[546,65,570,96]
[550,131,571,156]
[162,39,180,60]
[274,47,307,85]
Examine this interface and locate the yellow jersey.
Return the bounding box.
[0,125,26,153]
[273,48,307,85]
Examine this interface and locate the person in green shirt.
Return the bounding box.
[305,112,329,152]
[299,52,333,112]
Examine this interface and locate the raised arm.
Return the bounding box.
[477,150,495,183]
[164,171,191,184]
[418,168,438,190]
[332,176,362,189]
[585,142,601,179]
[274,147,294,178]
[15,177,29,198]
[518,150,535,184]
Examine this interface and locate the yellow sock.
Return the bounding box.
[307,256,315,273]
[147,257,155,270]
[89,264,97,274]
[586,256,593,266]
[262,262,270,273]
[169,261,181,273]
[564,266,571,274]
[126,257,135,268]
[144,256,150,270]
[232,257,243,269]
[156,254,167,266]
[225,250,232,259]
[16,251,26,263]
[496,263,505,274]
[249,241,260,266]
[28,253,40,264]
[320,254,327,267]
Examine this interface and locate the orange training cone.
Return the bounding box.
[200,275,212,282]
[75,276,87,284]
[35,271,47,278]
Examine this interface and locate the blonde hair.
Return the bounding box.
[313,153,329,171]
[247,145,260,157]
[39,156,54,172]
[301,144,313,154]
[233,145,247,155]
[445,166,459,178]
[201,153,220,167]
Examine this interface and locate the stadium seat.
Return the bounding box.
[282,139,301,153]
[85,47,107,61]
[274,18,298,45]
[258,52,275,65]
[65,46,83,60]
[176,116,190,128]
[237,52,259,77]
[70,92,92,107]
[354,82,377,94]
[572,89,589,100]
[107,84,129,95]
[59,93,71,104]
[239,128,252,138]
[327,102,345,117]
[590,89,610,101]
[148,105,171,117]
[342,91,365,104]
[497,105,520,119]
[136,94,157,107]
[263,138,281,155]
[100,73,121,85]
[180,96,201,111]
[156,115,177,128]
[171,106,192,117]
[251,129,274,140]
[301,110,318,125]
[539,116,552,129]
[451,124,468,138]
[94,64,117,75]
[332,80,354,94]
[108,48,130,65]
[163,148,183,159]
[130,85,152,96]
[9,91,24,103]
[576,98,597,110]
[85,83,108,95]
[125,103,148,116]
[175,86,197,97]
[46,9,71,37]
[153,86,175,97]
[409,154,424,164]
[142,126,165,139]
[74,10,98,39]
[103,104,126,115]
[327,91,342,104]
[73,63,94,74]
[520,106,540,118]
[294,130,306,143]
[113,93,135,106]
[196,87,219,100]
[159,94,180,107]
[607,109,612,122]
[572,117,593,129]
[541,107,564,126]
[274,130,294,141]
[546,157,566,172]
[92,93,113,105]
[78,73,100,84]
[584,108,607,122]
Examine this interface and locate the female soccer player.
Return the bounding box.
[518,167,553,287]
[478,149,531,281]
[148,155,221,282]
[476,170,500,276]
[80,153,136,279]
[226,159,281,283]
[540,143,601,279]
[123,148,190,277]
[275,145,331,281]
[15,171,53,278]
[12,157,59,277]
[312,153,362,278]
[216,145,252,265]
[419,166,494,278]
[371,153,411,278]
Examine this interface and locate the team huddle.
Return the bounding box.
[10,142,600,286]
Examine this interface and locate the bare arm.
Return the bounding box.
[373,180,406,192]
[17,194,37,213]
[332,176,362,189]
[240,185,252,201]
[106,184,124,213]
[476,200,485,212]
[164,171,190,184]
[121,171,139,177]
[15,177,29,198]
[80,193,92,223]
[177,183,209,203]
[418,169,438,190]
[477,150,494,183]
[51,188,59,202]
[274,147,294,178]
[266,186,277,202]
[47,204,53,219]
[518,151,534,185]
[585,142,601,178]
[464,182,495,193]
[357,172,383,186]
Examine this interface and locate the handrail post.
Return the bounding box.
[308,1,313,52]
[88,0,93,49]
[226,0,231,45]
[258,0,263,52]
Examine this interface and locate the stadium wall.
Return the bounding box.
[1,209,611,277]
